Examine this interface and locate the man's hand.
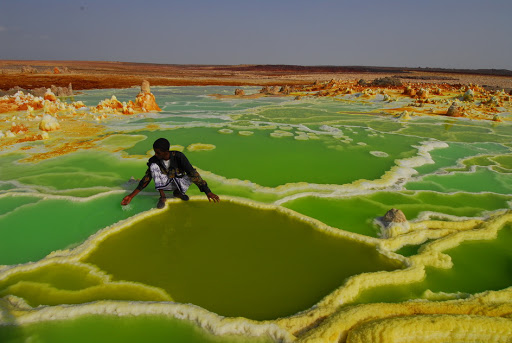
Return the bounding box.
[121,194,133,206]
[121,189,140,206]
[207,192,220,203]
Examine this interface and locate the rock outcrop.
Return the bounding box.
[44,89,57,102]
[398,111,411,120]
[383,208,407,223]
[357,79,369,87]
[417,88,429,99]
[39,114,60,131]
[378,208,410,239]
[446,102,460,116]
[259,86,281,95]
[484,96,501,107]
[141,80,151,93]
[371,77,402,87]
[93,81,161,114]
[21,66,37,74]
[234,88,245,96]
[463,89,475,101]
[51,84,73,97]
[404,86,417,97]
[134,80,161,112]
[279,85,291,95]
[31,84,73,98]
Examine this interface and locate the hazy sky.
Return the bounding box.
[1,0,511,69]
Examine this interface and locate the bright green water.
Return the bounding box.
[0,152,143,194]
[84,201,401,320]
[283,192,512,236]
[1,86,511,339]
[352,224,512,304]
[398,119,511,143]
[406,167,512,194]
[0,315,273,343]
[414,142,510,175]
[0,193,156,264]
[124,127,421,187]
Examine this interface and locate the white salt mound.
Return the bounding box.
[370,151,389,158]
[39,114,60,131]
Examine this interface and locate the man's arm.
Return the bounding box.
[121,167,152,205]
[177,152,211,193]
[177,152,220,202]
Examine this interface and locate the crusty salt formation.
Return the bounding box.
[186,143,216,151]
[383,208,407,223]
[92,81,162,114]
[135,80,162,112]
[463,88,475,101]
[0,82,511,342]
[43,89,57,102]
[446,102,460,116]
[39,114,60,131]
[398,110,411,120]
[298,290,512,343]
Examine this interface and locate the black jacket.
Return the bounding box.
[136,151,211,193]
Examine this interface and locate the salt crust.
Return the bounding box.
[0,197,397,340]
[271,130,294,138]
[369,151,389,158]
[169,145,185,152]
[186,143,216,152]
[238,131,254,136]
[39,114,60,131]
[0,298,294,343]
[271,140,449,203]
[280,210,512,340]
[298,291,512,343]
[1,197,511,343]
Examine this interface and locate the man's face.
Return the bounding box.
[154,148,168,160]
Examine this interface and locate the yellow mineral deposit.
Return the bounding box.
[2,198,510,343]
[39,114,60,131]
[186,143,216,152]
[278,211,512,343]
[1,79,511,342]
[134,80,162,112]
[93,80,162,114]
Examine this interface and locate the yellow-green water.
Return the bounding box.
[0,315,273,343]
[83,201,401,320]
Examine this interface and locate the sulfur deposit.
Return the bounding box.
[186,143,216,151]
[298,292,512,343]
[1,81,511,342]
[93,81,162,114]
[134,80,162,112]
[446,102,461,116]
[383,208,407,223]
[39,114,60,131]
[0,91,44,113]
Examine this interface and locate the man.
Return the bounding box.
[121,138,220,208]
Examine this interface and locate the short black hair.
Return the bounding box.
[153,138,170,151]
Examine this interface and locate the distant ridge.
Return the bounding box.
[221,65,512,77]
[1,60,511,91]
[1,60,511,77]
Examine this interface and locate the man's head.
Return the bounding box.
[153,138,170,160]
[153,138,170,151]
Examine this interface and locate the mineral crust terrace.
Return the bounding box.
[1,76,510,163]
[1,198,512,343]
[222,78,511,122]
[0,80,161,161]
